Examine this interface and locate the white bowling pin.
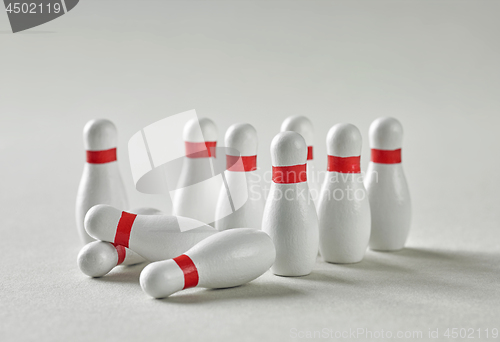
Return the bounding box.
[281,116,320,204]
[262,132,319,276]
[318,124,371,263]
[77,241,144,278]
[140,229,276,298]
[172,118,220,226]
[364,117,411,251]
[76,119,128,245]
[215,123,264,230]
[77,207,163,277]
[84,204,218,261]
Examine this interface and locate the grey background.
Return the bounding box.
[1,1,499,341]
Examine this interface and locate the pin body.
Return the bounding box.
[172,118,220,226]
[76,119,128,244]
[215,123,264,230]
[77,207,163,277]
[140,229,276,298]
[281,116,320,204]
[262,132,319,276]
[364,117,411,251]
[318,124,371,263]
[85,204,218,261]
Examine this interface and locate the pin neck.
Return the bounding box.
[114,211,137,248]
[173,254,199,289]
[113,244,127,265]
[327,155,361,173]
[371,148,401,164]
[307,146,313,160]
[86,148,117,164]
[226,155,257,172]
[185,141,217,158]
[272,164,307,184]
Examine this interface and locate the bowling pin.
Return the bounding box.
[85,204,218,261]
[262,132,319,276]
[77,241,144,278]
[77,207,163,277]
[140,229,276,298]
[364,117,411,251]
[318,124,371,263]
[76,119,128,244]
[281,116,320,204]
[172,118,220,226]
[215,123,264,230]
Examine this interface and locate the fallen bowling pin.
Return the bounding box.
[364,117,411,251]
[77,207,163,277]
[77,241,144,278]
[84,204,218,261]
[140,229,276,299]
[76,119,129,244]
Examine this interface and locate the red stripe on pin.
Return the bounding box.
[86,148,117,164]
[185,141,217,158]
[371,148,401,164]
[327,155,361,173]
[226,155,257,172]
[113,244,127,265]
[272,164,307,184]
[173,254,199,289]
[307,146,313,160]
[113,211,137,248]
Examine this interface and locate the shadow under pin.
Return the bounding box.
[157,281,304,304]
[91,263,149,284]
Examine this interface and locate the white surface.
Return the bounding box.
[1,1,500,341]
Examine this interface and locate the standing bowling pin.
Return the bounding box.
[172,118,219,225]
[76,119,128,244]
[364,117,411,251]
[77,207,163,277]
[140,229,276,298]
[262,132,319,276]
[281,116,320,204]
[215,123,264,230]
[318,124,371,263]
[85,204,218,261]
